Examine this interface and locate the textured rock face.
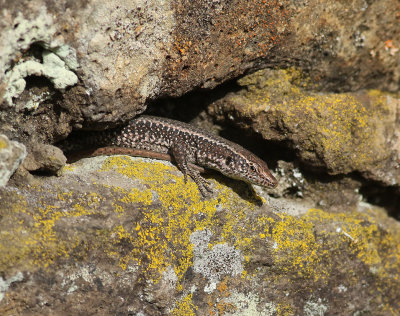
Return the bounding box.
[1,0,400,315]
[208,68,400,187]
[0,156,399,315]
[0,134,26,187]
[0,0,287,144]
[1,0,399,144]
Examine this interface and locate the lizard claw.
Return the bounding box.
[196,176,213,197]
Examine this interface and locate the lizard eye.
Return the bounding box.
[226,156,233,165]
[250,165,256,172]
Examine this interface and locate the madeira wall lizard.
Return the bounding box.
[61,115,278,195]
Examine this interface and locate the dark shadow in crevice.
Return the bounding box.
[24,74,52,90]
[217,125,293,170]
[25,42,46,61]
[29,169,58,177]
[200,171,265,206]
[359,180,400,220]
[145,77,242,122]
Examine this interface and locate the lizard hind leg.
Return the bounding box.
[170,144,213,196]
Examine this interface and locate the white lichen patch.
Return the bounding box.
[222,290,277,316]
[162,266,178,288]
[304,298,328,316]
[25,90,51,111]
[60,264,114,295]
[0,272,24,302]
[1,7,79,108]
[190,229,243,291]
[4,51,78,107]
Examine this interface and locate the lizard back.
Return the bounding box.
[60,115,277,189]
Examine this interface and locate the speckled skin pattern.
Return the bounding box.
[66,115,277,195]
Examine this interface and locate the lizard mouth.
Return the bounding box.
[268,178,278,187]
[261,171,278,187]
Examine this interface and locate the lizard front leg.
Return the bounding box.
[170,143,212,196]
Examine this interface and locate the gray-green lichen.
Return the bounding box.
[0,7,79,108]
[190,229,243,293]
[223,291,277,316]
[0,272,24,302]
[304,298,328,316]
[4,50,78,108]
[0,8,54,72]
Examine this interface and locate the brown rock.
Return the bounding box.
[208,68,400,187]
[22,143,66,173]
[1,0,399,146]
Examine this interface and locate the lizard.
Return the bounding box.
[60,115,278,195]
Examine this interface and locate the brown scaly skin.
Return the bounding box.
[61,115,278,195]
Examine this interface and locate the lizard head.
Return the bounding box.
[219,147,278,188]
[240,152,278,188]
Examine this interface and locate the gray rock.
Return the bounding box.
[0,134,27,187]
[0,155,398,315]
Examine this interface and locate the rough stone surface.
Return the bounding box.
[1,0,399,146]
[0,156,399,315]
[0,134,27,187]
[208,68,400,187]
[22,143,66,173]
[0,1,400,314]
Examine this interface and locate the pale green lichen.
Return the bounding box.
[303,298,328,316]
[0,272,24,302]
[190,229,243,287]
[0,8,79,108]
[0,8,55,71]
[4,50,78,108]
[222,290,277,316]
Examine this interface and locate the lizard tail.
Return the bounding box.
[56,128,121,153]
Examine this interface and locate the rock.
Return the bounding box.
[208,68,400,187]
[22,143,66,173]
[0,134,27,187]
[0,155,399,314]
[1,1,400,314]
[1,0,400,145]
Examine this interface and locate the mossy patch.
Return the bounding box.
[224,68,398,174]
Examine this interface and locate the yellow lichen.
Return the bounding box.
[258,208,400,283]
[171,294,198,316]
[230,68,394,173]
[58,163,76,173]
[0,138,7,150]
[97,156,258,287]
[1,154,399,315]
[276,303,295,316]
